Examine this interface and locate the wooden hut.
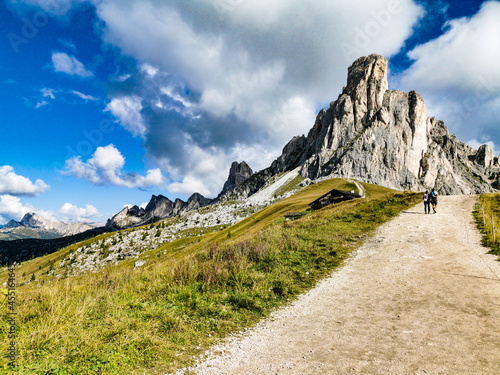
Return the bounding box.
[309,189,361,210]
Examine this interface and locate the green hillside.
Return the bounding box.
[0,179,420,374]
[474,193,500,259]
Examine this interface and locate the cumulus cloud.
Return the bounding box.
[59,202,99,222]
[51,51,93,77]
[104,96,146,137]
[0,194,32,223]
[63,144,165,188]
[92,0,423,195]
[0,195,63,224]
[6,0,426,196]
[399,1,500,152]
[0,166,50,197]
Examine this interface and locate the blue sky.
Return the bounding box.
[0,0,498,225]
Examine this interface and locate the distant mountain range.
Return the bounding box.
[105,161,253,230]
[0,212,95,241]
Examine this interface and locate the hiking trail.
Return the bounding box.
[181,195,500,374]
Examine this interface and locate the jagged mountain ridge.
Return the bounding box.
[106,161,256,230]
[0,212,95,241]
[106,193,212,230]
[231,54,499,198]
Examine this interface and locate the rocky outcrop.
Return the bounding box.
[106,192,212,230]
[218,167,275,202]
[186,192,212,211]
[219,161,253,196]
[4,220,21,229]
[270,54,499,195]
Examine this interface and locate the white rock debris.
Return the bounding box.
[57,170,304,276]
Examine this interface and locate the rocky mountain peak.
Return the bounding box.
[145,194,172,212]
[337,54,389,126]
[1,212,95,240]
[20,212,48,228]
[228,161,253,185]
[269,54,499,195]
[5,219,21,229]
[219,161,254,197]
[106,191,213,230]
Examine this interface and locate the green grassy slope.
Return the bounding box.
[474,193,500,259]
[0,179,420,374]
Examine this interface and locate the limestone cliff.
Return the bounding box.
[271,54,499,194]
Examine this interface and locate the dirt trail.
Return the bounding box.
[185,195,500,374]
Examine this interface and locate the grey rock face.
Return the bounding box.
[106,192,213,230]
[217,167,274,202]
[219,161,254,196]
[271,54,499,195]
[187,192,212,211]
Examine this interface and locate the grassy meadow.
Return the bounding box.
[0,179,420,374]
[474,193,500,258]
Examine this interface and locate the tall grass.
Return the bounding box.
[0,183,420,374]
[473,193,500,258]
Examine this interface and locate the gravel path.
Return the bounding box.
[183,195,500,374]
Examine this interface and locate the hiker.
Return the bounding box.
[423,190,430,214]
[430,188,438,214]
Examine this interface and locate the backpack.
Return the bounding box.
[423,193,429,201]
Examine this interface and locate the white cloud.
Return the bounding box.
[72,90,99,101]
[0,195,59,224]
[105,96,146,137]
[97,0,421,118]
[41,87,56,99]
[0,194,32,223]
[399,1,500,141]
[51,51,93,77]
[59,203,99,221]
[140,63,159,77]
[93,0,423,195]
[63,144,165,188]
[160,85,193,109]
[168,176,212,197]
[402,2,500,93]
[35,100,49,108]
[0,166,50,196]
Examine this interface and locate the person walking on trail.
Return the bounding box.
[430,188,438,214]
[423,190,430,214]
